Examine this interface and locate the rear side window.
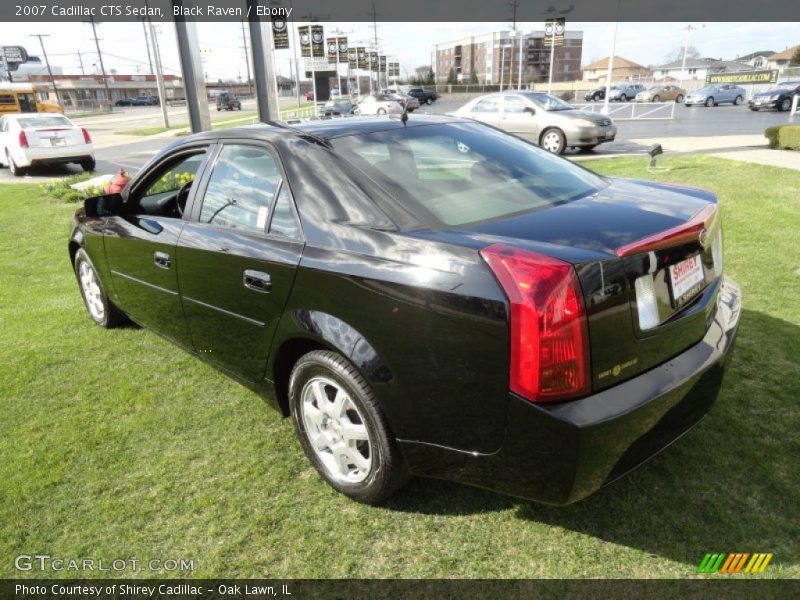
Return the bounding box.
[199,144,282,233]
[472,98,499,113]
[268,185,300,239]
[331,122,606,227]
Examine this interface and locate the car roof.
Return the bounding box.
[2,112,71,121]
[161,115,469,150]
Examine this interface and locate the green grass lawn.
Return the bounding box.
[0,156,798,579]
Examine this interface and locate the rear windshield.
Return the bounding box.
[17,116,72,128]
[330,122,606,227]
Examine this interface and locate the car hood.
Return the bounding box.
[555,109,613,124]
[754,88,790,97]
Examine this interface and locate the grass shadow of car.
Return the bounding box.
[386,308,799,568]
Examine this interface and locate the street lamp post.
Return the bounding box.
[679,24,703,88]
[602,0,622,116]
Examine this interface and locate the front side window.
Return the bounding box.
[331,123,607,227]
[502,96,528,113]
[472,97,499,113]
[143,152,205,198]
[199,144,282,233]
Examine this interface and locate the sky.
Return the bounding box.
[6,21,799,81]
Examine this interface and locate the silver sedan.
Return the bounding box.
[451,92,617,154]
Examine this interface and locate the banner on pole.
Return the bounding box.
[272,18,289,49]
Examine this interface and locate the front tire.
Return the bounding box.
[426,98,433,105]
[289,350,409,504]
[705,97,715,107]
[540,127,566,155]
[781,98,791,111]
[652,95,660,102]
[377,108,387,115]
[676,94,684,103]
[73,249,127,328]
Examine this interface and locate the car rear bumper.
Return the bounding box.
[398,275,741,505]
[15,144,94,167]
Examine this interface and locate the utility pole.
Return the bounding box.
[29,34,59,102]
[89,18,113,109]
[289,0,301,106]
[76,50,86,75]
[508,0,518,90]
[369,2,379,93]
[602,0,622,115]
[240,20,253,95]
[142,18,154,74]
[679,24,703,88]
[148,21,169,127]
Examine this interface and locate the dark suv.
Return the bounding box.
[407,87,438,105]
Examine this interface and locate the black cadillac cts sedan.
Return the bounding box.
[69,115,741,505]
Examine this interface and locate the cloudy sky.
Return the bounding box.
[6,21,799,81]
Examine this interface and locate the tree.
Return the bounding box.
[790,46,800,66]
[446,68,457,84]
[469,72,478,84]
[663,45,701,64]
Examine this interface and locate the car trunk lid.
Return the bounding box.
[436,177,723,392]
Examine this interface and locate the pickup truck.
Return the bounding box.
[406,87,438,105]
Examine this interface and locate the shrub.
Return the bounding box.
[41,173,103,204]
[765,125,800,150]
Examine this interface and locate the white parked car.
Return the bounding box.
[0,113,95,176]
[354,94,404,116]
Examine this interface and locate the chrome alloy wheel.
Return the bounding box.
[541,131,562,153]
[300,376,372,484]
[79,261,105,321]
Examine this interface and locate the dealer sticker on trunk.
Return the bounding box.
[669,254,705,307]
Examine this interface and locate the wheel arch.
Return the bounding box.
[269,310,393,417]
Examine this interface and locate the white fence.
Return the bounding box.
[573,101,677,121]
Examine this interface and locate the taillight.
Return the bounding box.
[480,244,590,403]
[81,128,92,144]
[18,131,29,148]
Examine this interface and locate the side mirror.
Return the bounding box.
[524,106,536,115]
[84,193,123,217]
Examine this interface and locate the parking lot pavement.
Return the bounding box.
[422,96,795,139]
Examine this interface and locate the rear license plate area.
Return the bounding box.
[668,254,705,308]
[50,137,66,147]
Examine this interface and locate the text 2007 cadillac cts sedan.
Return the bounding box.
[69,116,741,505]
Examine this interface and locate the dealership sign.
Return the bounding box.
[2,45,28,71]
[544,18,565,47]
[706,70,778,84]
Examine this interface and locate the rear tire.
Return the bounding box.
[80,158,96,172]
[540,128,566,155]
[73,248,127,328]
[676,94,684,103]
[7,151,25,177]
[734,95,743,106]
[289,350,409,504]
[426,98,433,105]
[377,108,387,115]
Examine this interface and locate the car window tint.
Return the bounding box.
[472,98,499,113]
[346,140,391,165]
[269,184,300,239]
[17,116,72,128]
[199,145,281,233]
[332,123,606,227]
[503,96,528,113]
[143,152,206,198]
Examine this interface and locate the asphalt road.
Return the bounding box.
[0,97,795,183]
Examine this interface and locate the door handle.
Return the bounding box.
[243,269,272,293]
[154,251,171,269]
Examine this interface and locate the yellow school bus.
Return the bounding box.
[0,83,62,115]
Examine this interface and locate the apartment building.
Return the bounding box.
[434,29,584,85]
